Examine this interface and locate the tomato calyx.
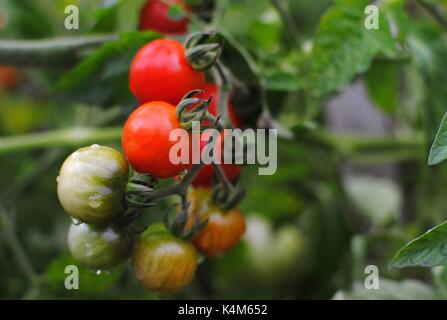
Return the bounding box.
[185,31,223,72]
[176,89,221,130]
[164,202,208,239]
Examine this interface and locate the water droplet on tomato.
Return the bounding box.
[71,218,82,226]
[90,144,100,149]
[88,194,101,208]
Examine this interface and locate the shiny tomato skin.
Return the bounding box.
[0,66,19,91]
[129,39,206,105]
[139,0,190,35]
[122,101,191,178]
[68,223,133,270]
[192,130,241,188]
[57,145,129,225]
[198,83,242,128]
[132,224,197,294]
[193,208,245,257]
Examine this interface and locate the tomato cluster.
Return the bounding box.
[57,28,247,295]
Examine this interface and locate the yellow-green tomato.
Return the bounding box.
[57,145,128,224]
[68,223,133,270]
[132,224,198,294]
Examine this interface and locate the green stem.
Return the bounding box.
[299,129,425,164]
[0,34,118,68]
[0,127,122,155]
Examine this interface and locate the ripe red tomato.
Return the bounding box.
[129,39,206,105]
[198,83,242,128]
[139,0,190,35]
[0,66,19,91]
[186,189,246,256]
[192,130,242,188]
[122,101,191,178]
[132,223,197,294]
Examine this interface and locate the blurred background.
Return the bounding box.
[1,0,447,299]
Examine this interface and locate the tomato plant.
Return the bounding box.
[4,0,447,302]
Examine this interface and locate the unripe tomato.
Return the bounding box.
[129,39,206,105]
[198,83,242,128]
[122,101,191,178]
[193,207,246,257]
[187,188,246,256]
[0,66,19,91]
[192,130,242,188]
[68,223,134,270]
[132,224,197,294]
[57,145,129,225]
[139,0,190,35]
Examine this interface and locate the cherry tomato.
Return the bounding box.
[132,223,197,294]
[129,39,206,105]
[0,66,19,91]
[122,101,191,178]
[198,83,242,128]
[57,145,129,225]
[187,188,246,256]
[139,0,190,35]
[192,130,242,188]
[68,223,134,270]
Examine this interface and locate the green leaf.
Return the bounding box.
[334,279,439,300]
[364,60,399,113]
[390,220,447,268]
[167,4,186,21]
[57,31,161,107]
[309,0,396,96]
[428,112,447,165]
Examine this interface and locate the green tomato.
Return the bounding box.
[132,224,198,294]
[68,223,134,270]
[57,145,129,224]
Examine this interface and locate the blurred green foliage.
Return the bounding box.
[2,0,447,300]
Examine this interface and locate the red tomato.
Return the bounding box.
[192,130,241,188]
[0,66,19,91]
[129,39,206,105]
[139,0,190,35]
[122,101,191,178]
[198,83,242,128]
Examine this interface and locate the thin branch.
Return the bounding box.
[0,127,122,154]
[0,34,118,68]
[270,0,300,45]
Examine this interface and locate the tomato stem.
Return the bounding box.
[0,35,118,68]
[0,127,122,154]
